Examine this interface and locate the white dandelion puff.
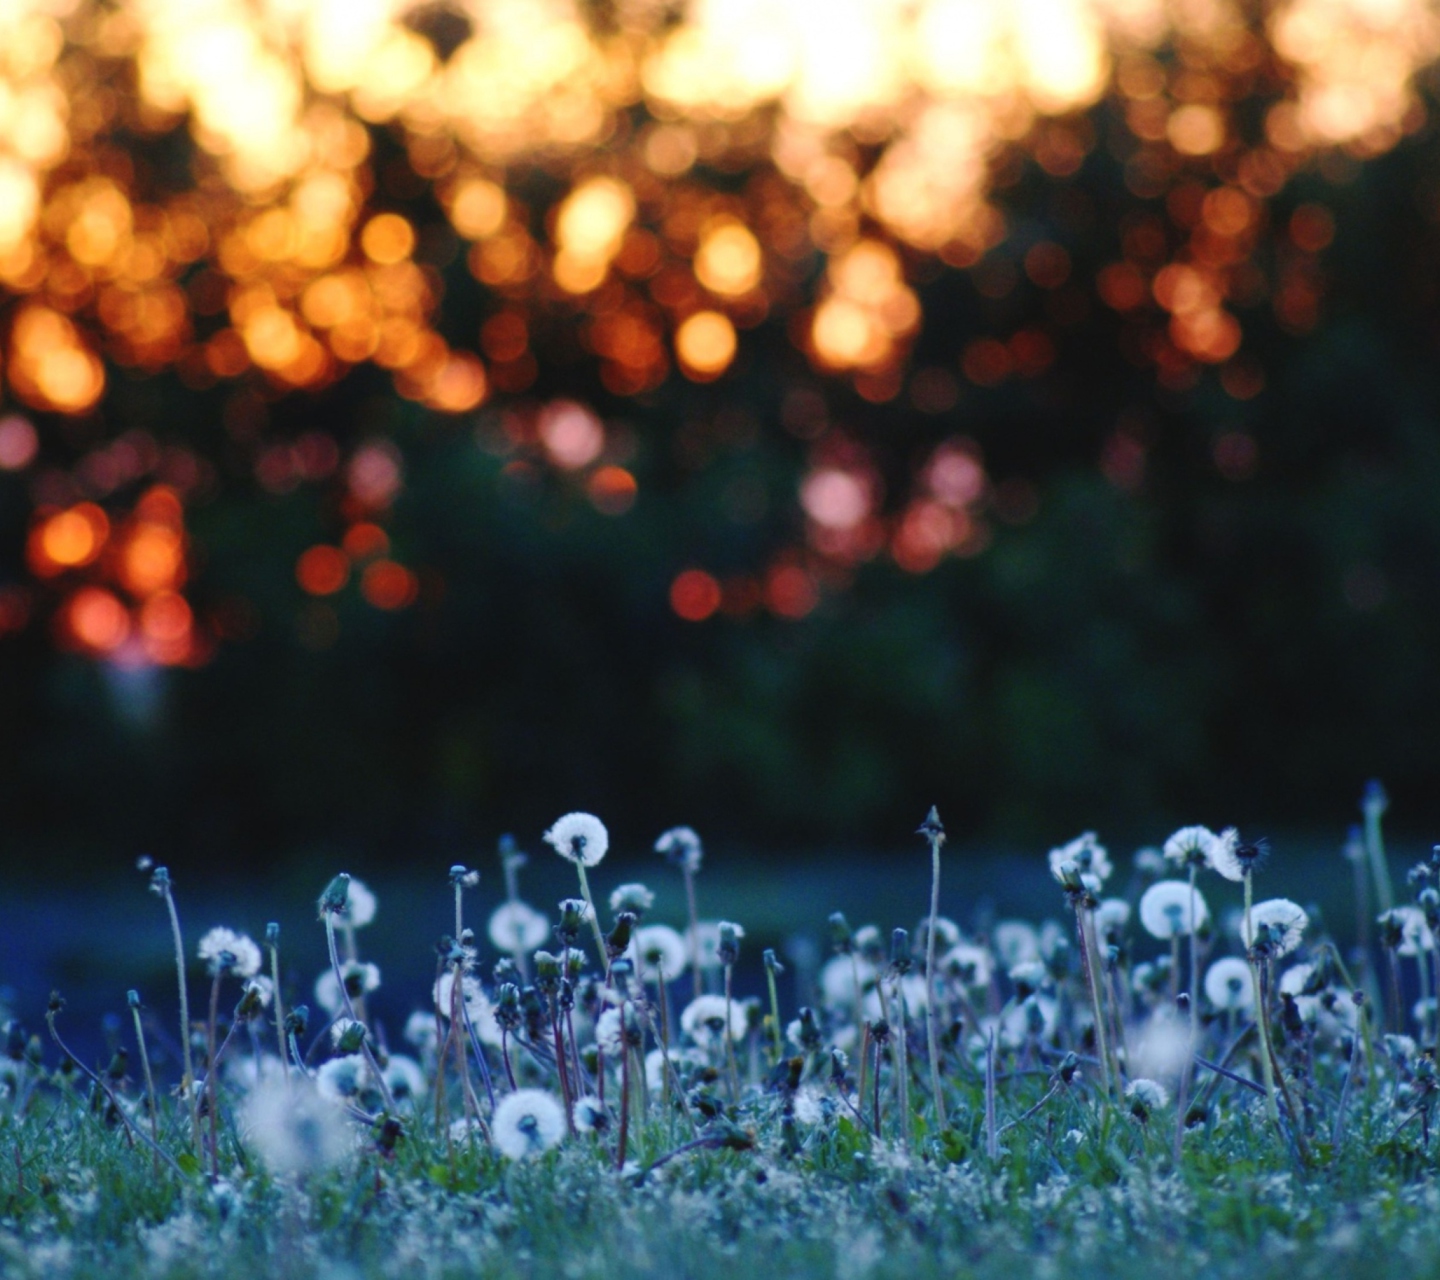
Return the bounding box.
[1203,957,1255,1012]
[655,825,703,873]
[992,921,1041,969]
[1163,825,1220,870]
[1047,832,1112,887]
[339,878,377,928]
[940,942,994,990]
[492,1089,566,1159]
[572,1095,608,1134]
[1139,881,1210,939]
[680,994,747,1048]
[609,883,655,915]
[1242,899,1308,957]
[543,813,609,867]
[1206,828,1245,883]
[241,1078,352,1176]
[1125,1077,1169,1114]
[314,962,381,1018]
[315,1054,368,1102]
[634,924,688,980]
[487,902,550,955]
[197,928,262,979]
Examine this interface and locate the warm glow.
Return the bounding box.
[538,400,605,469]
[675,311,738,380]
[65,586,129,652]
[670,569,722,622]
[360,559,418,610]
[694,220,763,297]
[587,465,639,515]
[297,545,350,595]
[34,504,109,572]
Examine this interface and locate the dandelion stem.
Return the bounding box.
[924,828,949,1132]
[46,1006,187,1181]
[129,997,161,1176]
[892,977,911,1150]
[617,1020,631,1171]
[985,1026,998,1161]
[1245,873,1287,1149]
[574,862,609,973]
[723,963,740,1104]
[207,970,223,1180]
[157,877,200,1154]
[268,940,287,1084]
[1174,866,1200,1164]
[997,1080,1061,1136]
[765,961,784,1064]
[1365,793,1394,915]
[323,912,396,1113]
[1073,901,1113,1101]
[684,866,701,1001]
[1333,1008,1364,1148]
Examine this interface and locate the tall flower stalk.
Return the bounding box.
[918,806,949,1132]
[148,866,199,1153]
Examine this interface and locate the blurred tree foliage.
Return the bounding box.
[3,105,1440,871]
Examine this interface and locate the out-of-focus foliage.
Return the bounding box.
[1,0,1439,863]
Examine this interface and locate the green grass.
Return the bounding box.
[3,820,1439,1280]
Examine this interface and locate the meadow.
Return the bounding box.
[2,795,1438,1280]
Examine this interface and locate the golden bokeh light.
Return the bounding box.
[0,0,1436,648]
[675,311,738,380]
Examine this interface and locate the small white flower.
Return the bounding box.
[687,922,724,972]
[941,942,994,990]
[383,1055,426,1105]
[1206,828,1245,883]
[1203,956,1254,1011]
[992,921,1040,969]
[792,1087,825,1126]
[404,1010,438,1051]
[492,1089,566,1159]
[916,916,961,951]
[1242,899,1308,957]
[1125,1077,1169,1112]
[543,813,609,867]
[197,928,262,979]
[655,825,703,873]
[241,1078,352,1175]
[1163,825,1220,870]
[315,1054,368,1102]
[595,1008,625,1056]
[572,1095,608,1133]
[433,973,503,1046]
[1047,833,1112,886]
[1395,905,1435,956]
[634,924,688,981]
[1094,899,1132,939]
[339,878,377,928]
[487,901,550,955]
[820,954,876,1009]
[315,962,382,1017]
[609,883,655,915]
[1139,881,1210,939]
[680,994,747,1048]
[645,1046,704,1092]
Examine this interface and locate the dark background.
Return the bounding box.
[2,102,1440,892]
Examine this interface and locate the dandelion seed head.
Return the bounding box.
[487,901,550,954]
[492,1089,566,1159]
[1047,833,1112,887]
[1206,828,1246,882]
[1242,898,1308,957]
[1139,880,1210,939]
[404,1010,438,1051]
[1125,1077,1169,1117]
[680,993,747,1047]
[315,1053,368,1102]
[609,883,655,916]
[197,927,262,979]
[992,921,1041,969]
[572,1094,608,1134]
[314,962,381,1017]
[792,1087,825,1126]
[543,812,609,867]
[241,1078,352,1176]
[941,942,994,989]
[383,1055,426,1105]
[1094,899,1131,940]
[339,877,377,928]
[1204,956,1254,1012]
[635,924,688,980]
[655,825,702,873]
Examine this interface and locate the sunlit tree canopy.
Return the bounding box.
[0,0,1436,666]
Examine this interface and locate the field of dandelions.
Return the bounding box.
[6,790,1440,1279]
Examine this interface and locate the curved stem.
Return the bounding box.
[925,838,948,1132]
